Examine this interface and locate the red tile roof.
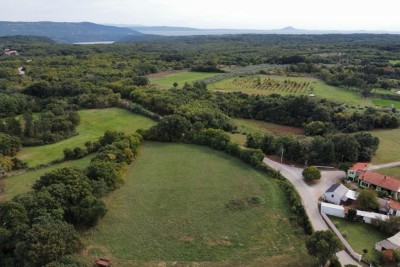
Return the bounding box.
[349,162,369,171]
[389,200,400,211]
[359,171,400,192]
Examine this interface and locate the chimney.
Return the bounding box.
[384,176,387,180]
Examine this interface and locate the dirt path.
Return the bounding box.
[368,161,400,170]
[263,157,361,266]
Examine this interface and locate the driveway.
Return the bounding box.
[368,161,400,171]
[263,158,361,266]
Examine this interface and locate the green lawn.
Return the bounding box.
[389,60,400,66]
[0,155,94,201]
[234,118,304,136]
[149,71,220,89]
[376,166,400,179]
[328,216,389,262]
[17,108,156,167]
[228,133,247,146]
[209,75,374,107]
[368,128,400,164]
[372,98,400,109]
[83,142,315,267]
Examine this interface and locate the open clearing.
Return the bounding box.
[17,108,156,167]
[149,71,220,89]
[368,128,400,164]
[209,75,374,107]
[372,98,400,109]
[0,155,94,201]
[389,60,400,66]
[376,166,400,179]
[83,142,315,266]
[234,118,305,136]
[328,216,389,263]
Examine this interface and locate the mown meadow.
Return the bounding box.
[82,142,316,266]
[17,108,156,167]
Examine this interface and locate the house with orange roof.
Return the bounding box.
[388,199,400,216]
[348,163,400,200]
[347,162,369,181]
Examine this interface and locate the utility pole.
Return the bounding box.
[280,147,284,163]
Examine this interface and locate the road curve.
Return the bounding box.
[263,157,361,266]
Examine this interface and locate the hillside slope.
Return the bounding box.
[0,21,143,43]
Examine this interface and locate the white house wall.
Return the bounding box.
[321,203,345,218]
[324,193,342,205]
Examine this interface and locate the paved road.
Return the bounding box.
[368,161,400,171]
[263,158,361,266]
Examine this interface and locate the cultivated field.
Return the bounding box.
[368,128,400,164]
[0,155,94,201]
[17,108,156,167]
[82,142,315,266]
[149,71,220,89]
[234,118,305,136]
[209,75,374,107]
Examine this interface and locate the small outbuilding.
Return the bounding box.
[376,232,400,251]
[356,210,389,224]
[321,202,345,218]
[324,183,356,205]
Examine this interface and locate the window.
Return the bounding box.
[332,194,334,198]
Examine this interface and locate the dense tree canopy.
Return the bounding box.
[306,230,343,265]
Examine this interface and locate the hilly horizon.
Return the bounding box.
[1,21,400,43]
[0,21,143,43]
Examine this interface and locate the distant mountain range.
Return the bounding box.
[126,25,400,36]
[0,21,143,43]
[0,21,399,44]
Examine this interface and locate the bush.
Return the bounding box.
[250,196,265,205]
[302,166,321,182]
[346,208,357,221]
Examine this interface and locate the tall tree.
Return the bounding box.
[306,230,343,266]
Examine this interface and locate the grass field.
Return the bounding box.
[376,166,400,179]
[149,71,220,89]
[234,118,304,136]
[368,128,400,164]
[209,75,374,107]
[228,133,247,146]
[82,142,315,266]
[389,60,400,66]
[17,108,156,167]
[328,216,389,262]
[372,98,400,109]
[0,155,94,201]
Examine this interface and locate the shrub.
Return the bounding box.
[250,196,265,205]
[302,166,321,182]
[346,208,357,221]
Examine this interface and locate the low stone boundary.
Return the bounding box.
[321,212,363,262]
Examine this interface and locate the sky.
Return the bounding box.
[2,0,400,31]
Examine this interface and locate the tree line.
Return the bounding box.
[0,131,142,266]
[246,131,379,165]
